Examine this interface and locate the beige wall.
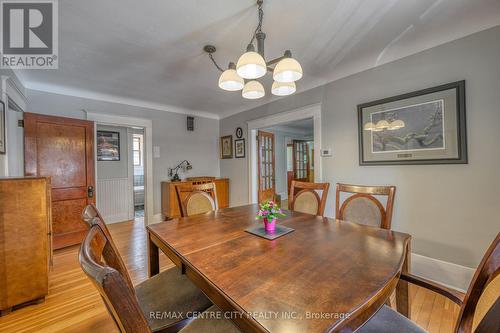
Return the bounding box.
[220,26,500,268]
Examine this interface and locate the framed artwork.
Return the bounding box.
[0,100,4,154]
[235,127,243,138]
[235,139,245,158]
[358,81,467,165]
[220,135,233,159]
[97,130,120,161]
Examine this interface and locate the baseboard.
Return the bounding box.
[411,253,475,292]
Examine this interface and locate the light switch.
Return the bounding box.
[153,146,161,158]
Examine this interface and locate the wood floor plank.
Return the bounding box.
[0,219,460,333]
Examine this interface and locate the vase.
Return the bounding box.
[263,218,276,233]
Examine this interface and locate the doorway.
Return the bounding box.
[248,103,321,206]
[132,130,145,220]
[87,112,154,226]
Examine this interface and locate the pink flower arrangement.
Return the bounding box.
[256,200,285,221]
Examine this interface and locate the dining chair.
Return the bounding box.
[175,182,218,217]
[79,223,240,333]
[288,180,330,216]
[358,233,500,333]
[335,183,396,229]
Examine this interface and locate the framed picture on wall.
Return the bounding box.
[235,139,245,158]
[0,100,5,154]
[97,130,120,161]
[220,135,233,159]
[358,80,467,165]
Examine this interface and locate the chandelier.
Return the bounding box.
[204,0,303,99]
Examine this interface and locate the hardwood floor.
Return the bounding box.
[0,219,460,333]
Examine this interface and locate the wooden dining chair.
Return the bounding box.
[175,182,217,217]
[79,224,240,333]
[335,183,396,229]
[288,180,330,216]
[358,233,500,333]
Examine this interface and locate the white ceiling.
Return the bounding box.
[16,0,500,119]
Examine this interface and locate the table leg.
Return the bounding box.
[148,232,160,277]
[396,240,411,317]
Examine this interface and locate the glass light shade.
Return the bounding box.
[375,120,390,130]
[388,119,405,130]
[271,81,296,96]
[363,122,376,131]
[218,69,244,91]
[236,51,267,79]
[242,80,265,99]
[273,57,303,83]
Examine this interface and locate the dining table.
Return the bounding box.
[147,204,411,333]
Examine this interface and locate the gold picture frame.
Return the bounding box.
[220,135,233,159]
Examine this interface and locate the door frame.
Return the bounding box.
[247,103,321,204]
[86,112,155,225]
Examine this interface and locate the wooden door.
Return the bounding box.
[24,113,95,249]
[292,140,310,182]
[257,130,275,203]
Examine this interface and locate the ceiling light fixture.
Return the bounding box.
[204,0,302,99]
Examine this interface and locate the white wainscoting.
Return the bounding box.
[96,178,133,224]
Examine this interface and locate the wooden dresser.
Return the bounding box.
[0,177,51,315]
[161,177,229,219]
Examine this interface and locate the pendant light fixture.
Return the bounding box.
[204,0,302,99]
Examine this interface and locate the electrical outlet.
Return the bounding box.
[153,146,161,158]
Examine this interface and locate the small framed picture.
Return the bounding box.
[97,130,120,161]
[0,100,5,155]
[235,127,243,138]
[235,139,245,158]
[220,135,233,159]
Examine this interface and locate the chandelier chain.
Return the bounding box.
[208,52,224,72]
[249,1,264,45]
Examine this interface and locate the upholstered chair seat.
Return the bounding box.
[185,192,215,216]
[336,184,396,229]
[135,268,212,331]
[341,196,383,227]
[175,183,218,217]
[357,305,427,333]
[293,191,319,215]
[180,305,241,333]
[289,181,330,216]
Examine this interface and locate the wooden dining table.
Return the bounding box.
[147,204,411,333]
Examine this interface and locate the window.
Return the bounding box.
[133,135,142,166]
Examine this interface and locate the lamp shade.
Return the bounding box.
[271,81,296,96]
[363,122,376,131]
[242,80,265,99]
[388,119,405,130]
[375,120,390,130]
[218,68,244,91]
[236,51,267,79]
[273,57,303,83]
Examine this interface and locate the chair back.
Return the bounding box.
[79,225,151,333]
[289,181,330,216]
[81,204,134,290]
[335,183,395,229]
[455,233,499,333]
[175,182,217,217]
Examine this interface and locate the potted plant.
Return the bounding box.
[256,200,286,233]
